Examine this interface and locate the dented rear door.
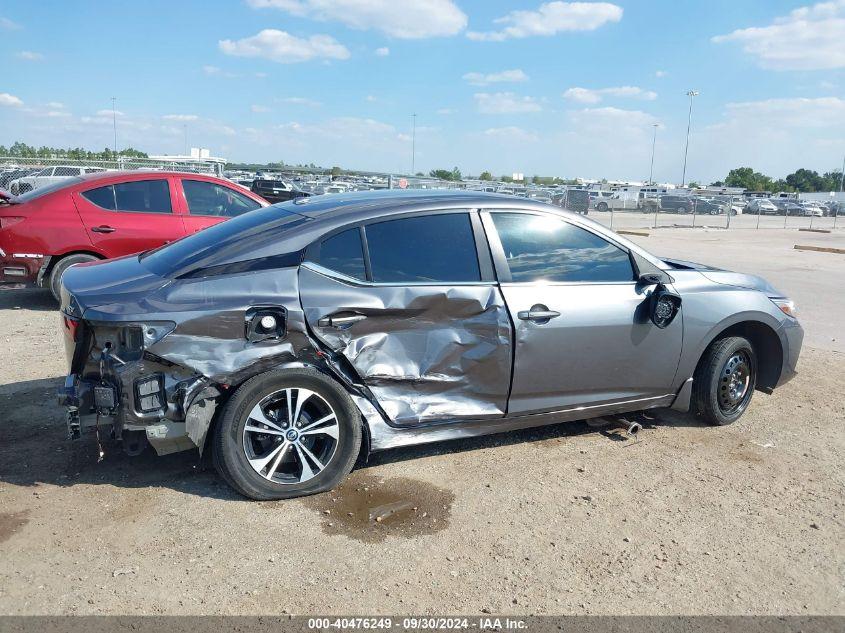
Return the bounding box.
[298,211,512,426]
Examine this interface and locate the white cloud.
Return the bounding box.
[163,114,199,121]
[365,95,377,102]
[474,92,542,114]
[483,126,539,142]
[0,93,23,107]
[16,51,43,61]
[247,0,467,39]
[467,1,622,41]
[220,29,350,64]
[45,110,70,118]
[46,101,65,109]
[692,96,845,181]
[563,86,657,104]
[251,104,271,112]
[278,96,323,107]
[95,108,123,117]
[436,108,454,115]
[713,0,845,70]
[0,17,22,30]
[655,70,667,78]
[375,46,390,56]
[462,69,529,86]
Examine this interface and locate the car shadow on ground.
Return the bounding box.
[0,288,56,312]
[0,375,706,500]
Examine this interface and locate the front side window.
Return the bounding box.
[317,228,366,280]
[365,213,480,283]
[183,179,261,217]
[491,212,633,283]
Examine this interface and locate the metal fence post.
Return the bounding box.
[756,201,761,229]
[609,206,614,230]
[692,198,696,228]
[653,202,658,229]
[726,195,732,229]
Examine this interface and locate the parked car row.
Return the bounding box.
[5,165,108,195]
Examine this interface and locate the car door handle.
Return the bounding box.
[91,225,115,233]
[517,305,561,323]
[317,313,367,329]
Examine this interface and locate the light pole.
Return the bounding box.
[110,97,118,156]
[648,123,658,184]
[411,113,417,175]
[681,90,698,187]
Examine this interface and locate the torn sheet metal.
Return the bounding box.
[298,264,512,425]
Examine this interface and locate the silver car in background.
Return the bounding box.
[58,190,803,500]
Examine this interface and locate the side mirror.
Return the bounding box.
[638,272,667,286]
[649,284,682,328]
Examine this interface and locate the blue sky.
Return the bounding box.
[1,1,843,183]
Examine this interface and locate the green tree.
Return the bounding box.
[784,168,824,192]
[330,166,343,177]
[428,167,462,182]
[479,171,492,181]
[724,167,773,192]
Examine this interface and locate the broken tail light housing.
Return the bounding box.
[134,374,165,413]
[63,315,81,341]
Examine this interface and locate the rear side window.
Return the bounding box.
[491,212,633,283]
[317,228,366,280]
[183,179,261,217]
[365,213,480,283]
[81,185,116,210]
[82,180,172,213]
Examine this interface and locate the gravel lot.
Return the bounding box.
[0,228,842,616]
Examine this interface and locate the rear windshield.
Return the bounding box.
[139,205,309,278]
[14,177,83,202]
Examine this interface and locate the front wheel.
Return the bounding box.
[693,336,757,426]
[212,367,362,500]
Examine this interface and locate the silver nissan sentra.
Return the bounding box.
[58,190,803,500]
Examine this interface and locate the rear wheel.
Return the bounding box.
[693,336,757,426]
[213,367,361,500]
[596,202,608,212]
[677,205,688,214]
[49,253,98,301]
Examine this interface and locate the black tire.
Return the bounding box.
[693,336,757,426]
[49,253,98,301]
[212,367,361,500]
[677,206,688,214]
[596,202,608,212]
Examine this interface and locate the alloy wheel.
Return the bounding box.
[242,388,339,485]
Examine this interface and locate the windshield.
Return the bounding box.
[14,177,83,203]
[139,205,309,278]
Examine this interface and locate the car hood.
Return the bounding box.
[61,254,171,315]
[662,258,781,296]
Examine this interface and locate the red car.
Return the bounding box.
[0,170,268,299]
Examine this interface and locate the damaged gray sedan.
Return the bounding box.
[58,190,803,500]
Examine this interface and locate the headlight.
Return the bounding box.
[771,298,798,318]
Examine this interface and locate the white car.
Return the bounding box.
[747,199,778,214]
[799,203,824,217]
[9,165,106,194]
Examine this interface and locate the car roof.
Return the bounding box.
[74,169,225,184]
[282,188,566,222]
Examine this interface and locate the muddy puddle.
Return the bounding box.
[0,510,30,544]
[305,472,455,543]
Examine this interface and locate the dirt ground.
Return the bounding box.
[0,228,842,616]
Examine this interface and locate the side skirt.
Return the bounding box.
[359,393,676,452]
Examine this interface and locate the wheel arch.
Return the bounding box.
[694,318,784,393]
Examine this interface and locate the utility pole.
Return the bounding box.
[110,97,118,156]
[681,90,698,187]
[649,123,658,184]
[411,113,417,175]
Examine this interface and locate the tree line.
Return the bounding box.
[0,141,148,161]
[716,167,843,193]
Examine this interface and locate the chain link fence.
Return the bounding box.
[0,155,223,193]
